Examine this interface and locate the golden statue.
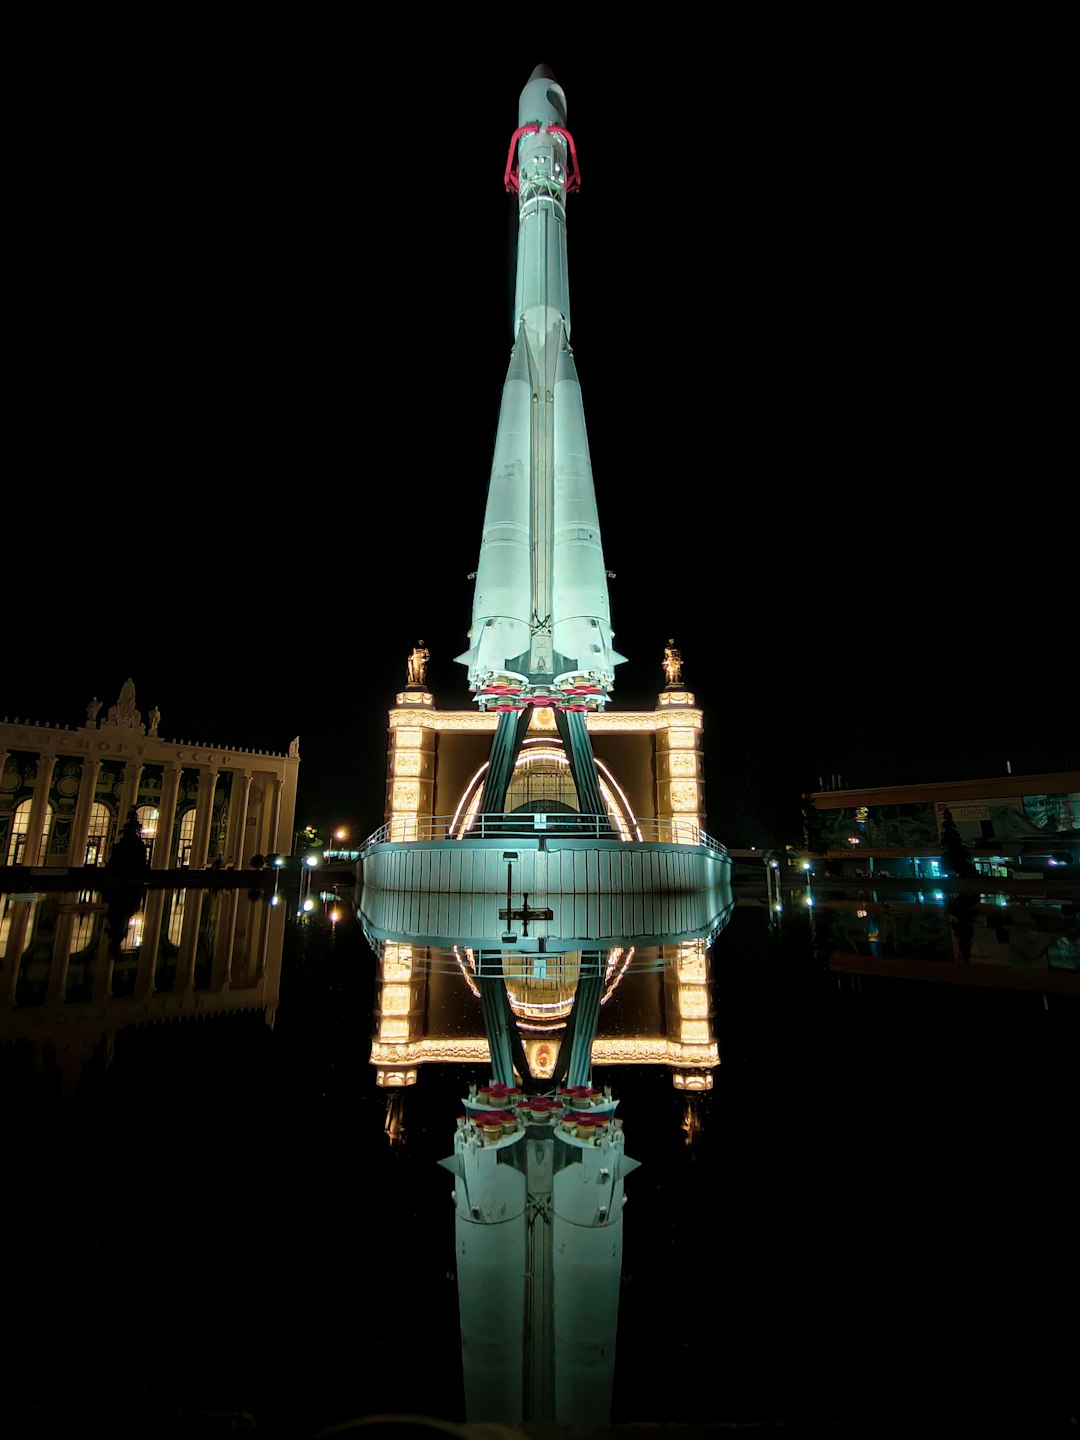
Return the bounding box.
[406,641,430,688]
[662,639,682,687]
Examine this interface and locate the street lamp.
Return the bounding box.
[298,853,319,915]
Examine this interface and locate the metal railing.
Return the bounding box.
[361,813,727,856]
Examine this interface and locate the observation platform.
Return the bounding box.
[356,812,732,956]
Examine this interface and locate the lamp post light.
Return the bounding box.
[298,853,319,916]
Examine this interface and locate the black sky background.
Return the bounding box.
[7,24,1074,844]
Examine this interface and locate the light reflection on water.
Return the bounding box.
[2,879,1078,1432]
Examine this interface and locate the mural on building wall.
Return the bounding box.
[934,793,1080,842]
[822,788,1080,852]
[821,803,939,851]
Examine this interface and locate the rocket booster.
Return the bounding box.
[457,66,625,712]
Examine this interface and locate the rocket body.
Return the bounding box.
[458,68,624,710]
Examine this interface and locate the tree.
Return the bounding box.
[939,807,976,878]
[293,824,325,857]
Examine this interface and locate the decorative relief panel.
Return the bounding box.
[392,752,423,777]
[662,728,699,750]
[669,781,701,810]
[666,753,698,779]
[392,728,424,749]
[389,711,497,732]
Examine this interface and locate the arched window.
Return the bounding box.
[176,809,196,867]
[84,803,113,867]
[68,901,99,955]
[135,804,159,863]
[0,892,39,956]
[5,800,31,866]
[4,799,54,866]
[505,748,581,813]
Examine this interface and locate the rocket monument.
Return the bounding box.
[457,65,623,814]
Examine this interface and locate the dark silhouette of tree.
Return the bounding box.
[939,807,976,877]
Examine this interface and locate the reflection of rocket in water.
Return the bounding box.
[457,65,625,712]
[440,1091,638,1425]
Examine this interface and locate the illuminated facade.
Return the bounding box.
[1,680,299,872]
[384,686,707,844]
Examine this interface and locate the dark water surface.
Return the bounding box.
[4,889,1078,1436]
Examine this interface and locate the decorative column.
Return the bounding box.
[370,942,425,1086]
[268,779,284,856]
[190,768,219,868]
[386,702,437,841]
[174,891,206,994]
[136,890,167,998]
[45,912,77,1007]
[3,899,35,1003]
[69,757,104,869]
[116,760,145,828]
[0,754,9,867]
[225,772,253,866]
[92,926,115,1002]
[663,938,719,1090]
[22,753,58,867]
[653,695,706,844]
[211,890,240,990]
[152,765,184,868]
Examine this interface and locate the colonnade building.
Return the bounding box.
[1,680,299,871]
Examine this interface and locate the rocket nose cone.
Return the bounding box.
[519,64,567,127]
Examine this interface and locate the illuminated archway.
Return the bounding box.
[5,798,54,866]
[450,742,640,840]
[85,802,112,866]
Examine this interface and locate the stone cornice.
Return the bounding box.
[387,707,703,734]
[369,1035,718,1067]
[0,721,292,766]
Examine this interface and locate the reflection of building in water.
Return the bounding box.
[813,893,1080,996]
[0,885,286,1097]
[366,929,729,1091]
[1,679,299,870]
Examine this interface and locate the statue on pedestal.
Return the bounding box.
[86,697,102,726]
[103,679,142,730]
[662,640,683,688]
[406,641,430,688]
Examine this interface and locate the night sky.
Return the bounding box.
[9,29,1072,844]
